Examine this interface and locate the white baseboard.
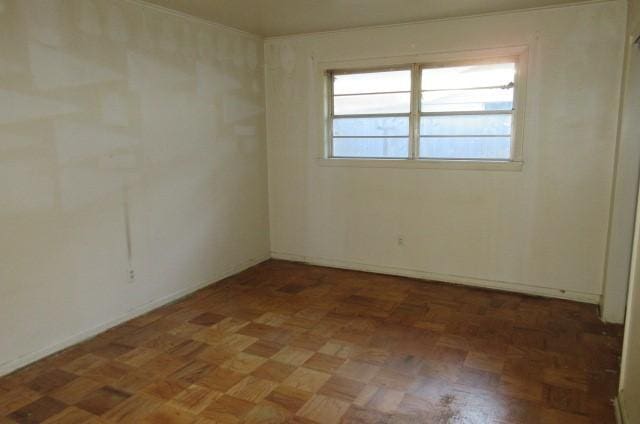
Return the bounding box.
[0,250,602,377]
[271,251,601,304]
[0,254,270,378]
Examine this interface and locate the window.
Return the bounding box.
[331,69,411,159]
[327,58,520,163]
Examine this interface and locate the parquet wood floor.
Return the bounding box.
[0,260,623,423]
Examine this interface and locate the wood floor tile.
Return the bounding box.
[117,348,162,368]
[26,370,77,394]
[0,260,623,424]
[539,407,591,424]
[542,368,589,392]
[352,385,379,408]
[200,395,254,422]
[282,368,331,393]
[335,360,380,383]
[49,377,104,405]
[101,393,161,422]
[196,368,244,392]
[243,340,284,358]
[243,401,290,423]
[318,376,365,402]
[296,394,350,424]
[83,361,132,385]
[220,353,267,375]
[364,387,404,413]
[41,406,99,423]
[75,386,130,416]
[169,361,214,385]
[226,376,277,403]
[350,348,390,366]
[215,334,259,353]
[464,351,505,374]
[265,386,312,413]
[0,387,41,417]
[113,371,157,395]
[168,385,221,415]
[271,347,314,367]
[302,353,345,374]
[143,380,189,401]
[498,374,545,402]
[254,313,288,327]
[189,313,226,327]
[9,396,67,424]
[141,404,196,424]
[138,354,186,378]
[196,345,234,366]
[251,361,296,383]
[61,355,108,375]
[318,341,356,359]
[93,342,135,360]
[370,367,415,391]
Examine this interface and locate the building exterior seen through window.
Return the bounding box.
[329,60,517,161]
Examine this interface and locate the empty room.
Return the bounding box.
[2,0,640,423]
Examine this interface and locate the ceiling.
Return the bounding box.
[142,0,595,37]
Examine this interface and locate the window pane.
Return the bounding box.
[333,117,409,137]
[422,88,514,112]
[420,114,512,136]
[420,137,511,160]
[333,138,409,158]
[334,70,410,95]
[422,62,515,90]
[334,93,410,115]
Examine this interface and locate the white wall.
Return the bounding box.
[618,1,640,422]
[602,0,640,324]
[0,0,270,375]
[265,1,626,302]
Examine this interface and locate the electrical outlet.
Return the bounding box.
[128,269,135,283]
[397,236,404,246]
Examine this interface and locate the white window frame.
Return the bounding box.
[315,46,528,171]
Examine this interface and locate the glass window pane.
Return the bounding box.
[333,117,409,137]
[422,62,515,90]
[420,114,512,136]
[334,93,410,115]
[422,88,514,112]
[420,137,511,160]
[333,138,409,158]
[334,70,410,95]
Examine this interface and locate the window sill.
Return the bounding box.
[315,158,523,171]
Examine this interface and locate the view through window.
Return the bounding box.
[329,60,517,161]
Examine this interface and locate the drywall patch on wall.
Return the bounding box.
[0,0,269,374]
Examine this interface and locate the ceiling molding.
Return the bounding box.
[139,0,611,37]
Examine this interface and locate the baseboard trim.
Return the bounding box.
[615,393,628,424]
[0,254,270,378]
[271,251,601,304]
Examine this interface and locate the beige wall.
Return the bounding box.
[265,1,626,302]
[632,0,640,32]
[0,0,269,374]
[602,0,640,324]
[619,1,640,422]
